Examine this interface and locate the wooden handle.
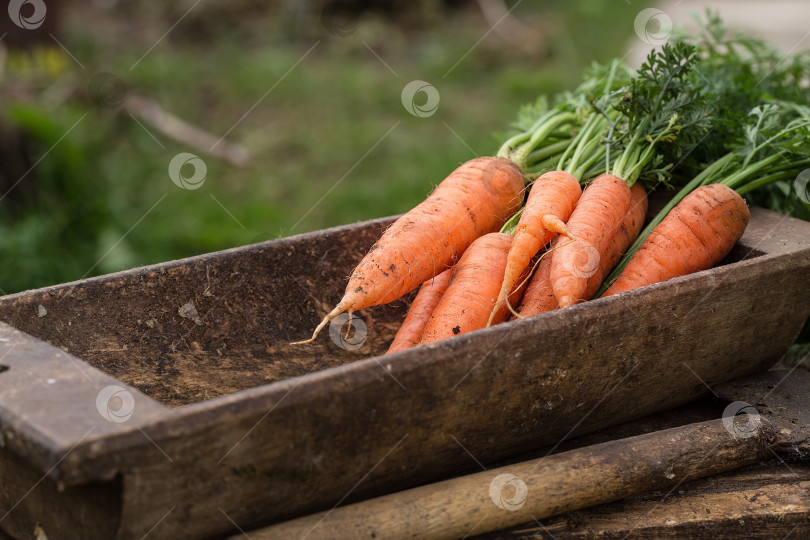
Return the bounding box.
[243,419,769,539]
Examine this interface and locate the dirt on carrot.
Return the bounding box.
[550,174,632,308]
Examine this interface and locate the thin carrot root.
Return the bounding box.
[514,243,558,318]
[290,301,349,345]
[343,310,354,339]
[487,290,510,328]
[486,265,531,327]
[506,298,522,319]
[487,246,552,326]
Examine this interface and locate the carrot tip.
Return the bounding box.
[343,310,355,339]
[291,302,349,346]
[290,315,329,345]
[558,295,578,308]
[505,294,522,320]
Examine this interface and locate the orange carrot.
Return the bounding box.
[386,268,453,354]
[487,171,581,325]
[517,183,648,317]
[515,244,557,317]
[293,157,524,344]
[420,233,528,344]
[604,184,749,296]
[550,174,632,308]
[583,182,648,298]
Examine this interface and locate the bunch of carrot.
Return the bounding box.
[294,15,810,352]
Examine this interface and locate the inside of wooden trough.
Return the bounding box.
[0,215,765,408]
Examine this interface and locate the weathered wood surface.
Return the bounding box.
[250,371,808,539]
[244,420,769,539]
[0,323,165,539]
[481,463,810,539]
[0,207,808,539]
[0,449,121,540]
[716,370,810,456]
[0,323,168,481]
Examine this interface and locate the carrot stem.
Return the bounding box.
[510,112,577,171]
[526,138,575,166]
[734,171,800,196]
[559,113,603,175]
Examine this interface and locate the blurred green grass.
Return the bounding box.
[0,1,647,293]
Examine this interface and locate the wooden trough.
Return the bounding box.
[0,205,808,539]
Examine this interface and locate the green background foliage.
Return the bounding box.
[0,1,646,293]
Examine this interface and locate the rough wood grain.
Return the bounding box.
[244,419,770,539]
[249,371,808,539]
[0,207,807,539]
[0,322,168,483]
[481,463,810,539]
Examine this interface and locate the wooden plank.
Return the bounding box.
[482,463,810,539]
[243,372,809,539]
[243,419,772,539]
[0,323,168,484]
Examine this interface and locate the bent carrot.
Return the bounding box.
[604,184,749,296]
[420,233,528,344]
[386,268,453,354]
[293,157,524,344]
[487,171,580,325]
[550,174,632,308]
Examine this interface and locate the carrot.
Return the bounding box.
[419,233,528,344]
[293,157,524,344]
[583,182,648,298]
[487,171,580,325]
[603,184,749,296]
[386,268,453,354]
[550,174,632,308]
[517,183,647,317]
[514,244,557,317]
